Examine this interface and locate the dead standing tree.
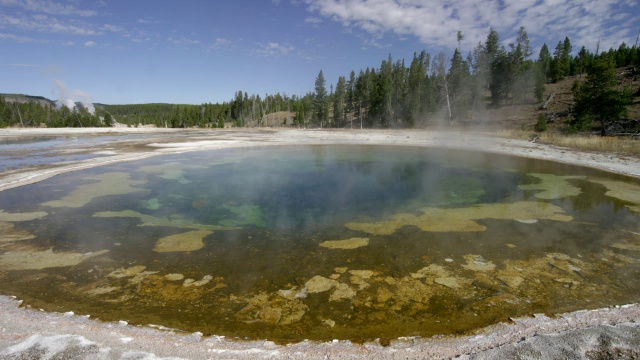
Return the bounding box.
[434,52,452,125]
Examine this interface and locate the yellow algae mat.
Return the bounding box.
[590,179,640,214]
[42,172,148,208]
[345,201,572,235]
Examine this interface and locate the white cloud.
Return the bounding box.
[0,0,97,17]
[305,16,323,24]
[137,17,159,24]
[84,40,95,47]
[168,35,201,46]
[0,62,37,66]
[256,42,294,56]
[0,13,97,35]
[303,0,637,53]
[101,24,124,33]
[207,37,230,50]
[0,32,37,42]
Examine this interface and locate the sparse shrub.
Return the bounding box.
[535,113,548,132]
[563,114,592,134]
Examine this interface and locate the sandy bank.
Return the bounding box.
[0,128,639,359]
[1,295,639,359]
[1,128,639,193]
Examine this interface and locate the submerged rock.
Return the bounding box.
[304,276,338,293]
[434,277,462,289]
[164,273,185,281]
[183,275,213,287]
[153,230,213,253]
[236,292,307,326]
[462,255,496,271]
[348,270,376,279]
[329,283,357,301]
[319,237,369,249]
[107,265,147,278]
[138,274,224,301]
[410,264,450,279]
[497,275,525,289]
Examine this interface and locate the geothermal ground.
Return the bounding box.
[0,127,639,359]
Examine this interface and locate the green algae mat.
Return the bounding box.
[0,145,639,342]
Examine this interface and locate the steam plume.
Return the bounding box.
[53,80,95,114]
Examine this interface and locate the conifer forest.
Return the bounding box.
[1,27,639,134]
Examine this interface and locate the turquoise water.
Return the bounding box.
[0,145,639,342]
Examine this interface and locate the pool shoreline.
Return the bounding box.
[1,128,639,358]
[1,128,639,194]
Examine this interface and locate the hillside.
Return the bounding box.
[475,66,640,133]
[0,93,55,108]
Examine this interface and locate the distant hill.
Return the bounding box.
[0,93,56,107]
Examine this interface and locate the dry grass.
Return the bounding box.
[498,130,640,155]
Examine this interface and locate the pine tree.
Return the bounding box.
[347,70,356,116]
[448,48,470,120]
[549,41,565,82]
[562,37,572,76]
[571,55,633,134]
[537,43,551,81]
[334,76,346,127]
[490,48,512,105]
[406,52,424,126]
[313,70,327,126]
[575,46,591,77]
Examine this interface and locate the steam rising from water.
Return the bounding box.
[53,80,95,115]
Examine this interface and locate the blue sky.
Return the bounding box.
[0,0,638,105]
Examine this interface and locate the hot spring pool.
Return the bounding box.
[0,145,639,342]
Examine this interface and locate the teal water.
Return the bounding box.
[0,145,639,342]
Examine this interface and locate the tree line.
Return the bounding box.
[0,96,110,128]
[1,27,638,131]
[305,28,639,130]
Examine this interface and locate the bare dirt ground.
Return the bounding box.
[1,127,640,359]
